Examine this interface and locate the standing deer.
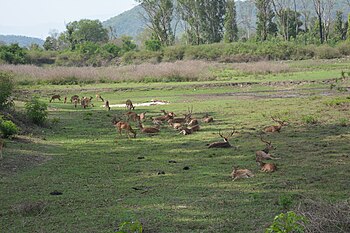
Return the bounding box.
[207,129,235,148]
[126,99,135,110]
[81,96,94,108]
[113,116,136,138]
[105,100,111,111]
[70,95,80,103]
[50,94,61,102]
[256,136,279,161]
[231,167,254,181]
[263,117,288,133]
[138,122,160,134]
[96,94,104,102]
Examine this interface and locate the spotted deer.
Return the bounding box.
[113,116,136,138]
[207,129,235,148]
[256,136,279,161]
[50,94,61,102]
[179,124,200,135]
[202,113,214,123]
[126,99,135,110]
[257,161,277,172]
[231,167,254,181]
[263,117,288,133]
[138,122,160,134]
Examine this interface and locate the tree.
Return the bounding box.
[136,0,175,46]
[224,0,239,42]
[278,8,302,40]
[256,0,277,41]
[0,44,27,64]
[333,11,345,41]
[313,0,324,44]
[60,19,109,50]
[238,0,256,39]
[347,14,350,41]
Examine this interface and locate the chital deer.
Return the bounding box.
[170,122,183,130]
[73,98,78,108]
[126,99,135,110]
[113,116,136,138]
[105,100,111,111]
[0,139,4,160]
[256,136,279,161]
[81,96,94,108]
[50,94,61,102]
[70,95,80,103]
[187,118,199,127]
[231,167,254,181]
[138,122,160,134]
[257,161,277,172]
[263,117,288,133]
[202,113,214,123]
[96,94,104,102]
[207,129,235,148]
[179,124,200,135]
[125,111,139,122]
[153,112,174,122]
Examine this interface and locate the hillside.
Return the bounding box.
[0,35,44,47]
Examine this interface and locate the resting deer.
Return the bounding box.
[126,99,135,110]
[170,122,183,130]
[179,124,200,135]
[105,100,111,111]
[0,139,4,160]
[113,116,136,138]
[256,136,279,161]
[153,112,174,122]
[170,107,193,124]
[125,111,140,122]
[257,160,277,172]
[96,94,104,102]
[50,94,61,102]
[207,129,235,148]
[231,167,254,181]
[139,112,146,122]
[138,122,160,134]
[187,118,199,127]
[263,117,288,133]
[202,113,214,123]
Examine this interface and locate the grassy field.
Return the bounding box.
[1,59,350,232]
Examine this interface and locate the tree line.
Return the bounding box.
[1,0,350,66]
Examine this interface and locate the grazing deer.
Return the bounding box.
[50,94,61,102]
[231,167,254,181]
[126,99,135,110]
[138,122,160,134]
[179,125,198,135]
[0,139,4,160]
[105,100,111,111]
[257,161,277,172]
[256,136,279,161]
[70,95,80,103]
[202,113,214,123]
[73,99,78,108]
[81,96,94,108]
[207,130,235,148]
[113,116,136,138]
[263,117,288,133]
[96,94,104,102]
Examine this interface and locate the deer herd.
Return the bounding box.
[46,93,287,181]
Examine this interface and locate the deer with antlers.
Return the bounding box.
[49,94,61,102]
[113,116,136,138]
[231,167,254,181]
[179,124,200,135]
[126,99,135,110]
[256,135,279,161]
[207,129,235,148]
[263,116,288,133]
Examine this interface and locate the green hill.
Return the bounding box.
[0,35,44,47]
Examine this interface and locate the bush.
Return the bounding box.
[25,97,48,125]
[0,116,19,138]
[315,45,341,59]
[337,42,350,56]
[266,211,307,233]
[145,39,162,51]
[0,72,14,110]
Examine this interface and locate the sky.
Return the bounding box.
[0,0,138,39]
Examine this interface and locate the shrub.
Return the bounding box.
[144,39,162,51]
[115,221,143,233]
[337,42,350,56]
[0,116,19,138]
[266,211,307,233]
[315,45,341,59]
[25,97,48,125]
[0,72,14,110]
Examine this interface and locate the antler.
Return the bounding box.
[218,130,224,138]
[260,134,271,145]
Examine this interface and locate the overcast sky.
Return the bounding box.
[0,0,138,39]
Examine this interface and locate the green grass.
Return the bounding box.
[1,59,350,232]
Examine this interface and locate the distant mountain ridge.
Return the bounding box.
[0,35,44,47]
